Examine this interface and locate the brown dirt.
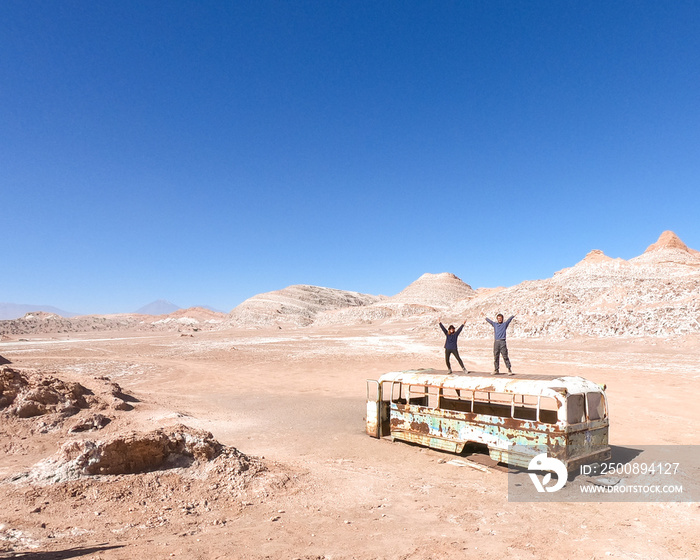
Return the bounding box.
[0,323,698,559]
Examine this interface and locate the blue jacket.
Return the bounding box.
[486,316,514,340]
[440,323,463,350]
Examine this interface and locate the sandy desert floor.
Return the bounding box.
[1,322,699,560]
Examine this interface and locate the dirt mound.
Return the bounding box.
[2,422,290,553]
[18,425,249,481]
[0,366,133,427]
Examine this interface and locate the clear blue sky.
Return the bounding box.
[3,1,699,314]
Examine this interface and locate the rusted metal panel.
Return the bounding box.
[392,430,464,453]
[366,401,379,438]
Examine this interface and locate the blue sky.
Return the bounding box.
[2,1,699,314]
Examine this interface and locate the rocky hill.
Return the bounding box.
[450,230,700,338]
[226,285,384,328]
[314,273,474,326]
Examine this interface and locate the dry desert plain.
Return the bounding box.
[1,321,699,560]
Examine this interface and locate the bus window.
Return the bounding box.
[408,385,429,407]
[427,386,440,408]
[473,391,512,418]
[440,387,472,413]
[380,381,392,401]
[586,392,606,420]
[538,396,559,424]
[391,382,405,404]
[567,394,586,424]
[513,394,538,421]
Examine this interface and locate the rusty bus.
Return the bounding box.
[366,369,610,471]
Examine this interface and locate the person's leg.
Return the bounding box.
[493,341,500,372]
[445,349,452,371]
[502,343,512,372]
[454,349,465,370]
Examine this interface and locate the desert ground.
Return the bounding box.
[1,322,698,560]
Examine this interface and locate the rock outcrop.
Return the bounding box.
[0,366,133,423]
[0,366,90,419]
[19,425,260,482]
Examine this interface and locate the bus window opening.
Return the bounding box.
[513,394,538,421]
[538,396,559,424]
[473,391,513,418]
[567,394,586,424]
[440,387,472,413]
[586,392,606,420]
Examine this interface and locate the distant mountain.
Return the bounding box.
[135,300,181,315]
[0,303,79,320]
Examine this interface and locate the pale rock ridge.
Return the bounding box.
[451,231,700,338]
[227,285,383,327]
[314,273,474,325]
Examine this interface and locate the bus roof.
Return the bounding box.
[375,369,605,398]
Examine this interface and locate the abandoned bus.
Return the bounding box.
[366,369,610,471]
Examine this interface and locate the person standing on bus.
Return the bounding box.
[485,313,515,375]
[439,318,467,374]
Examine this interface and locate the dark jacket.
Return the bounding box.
[440,323,463,350]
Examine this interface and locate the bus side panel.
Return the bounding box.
[565,423,610,468]
[390,404,560,462]
[366,400,379,438]
[390,404,466,451]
